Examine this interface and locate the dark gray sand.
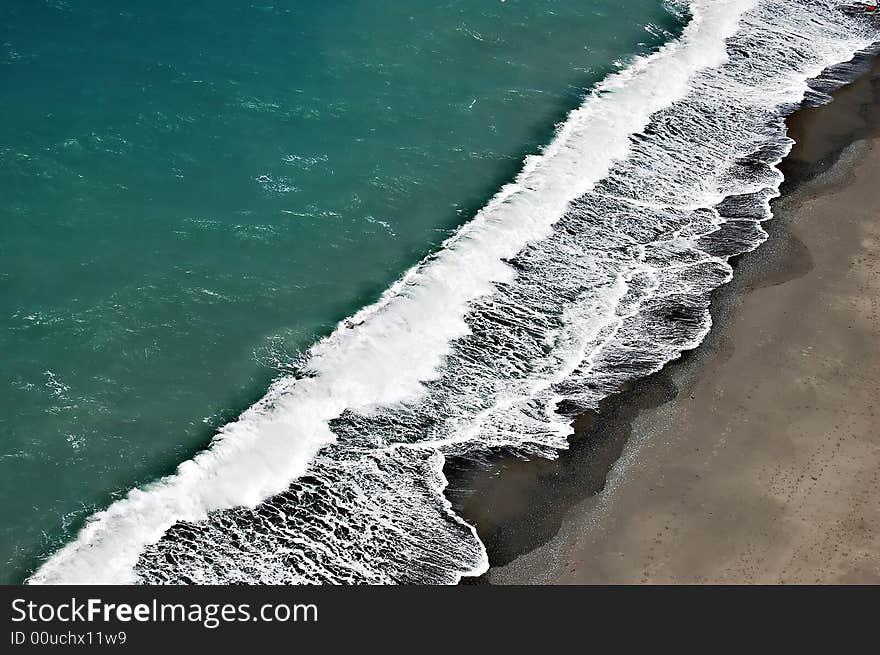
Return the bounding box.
[453,55,880,585]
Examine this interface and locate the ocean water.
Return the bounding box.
[1,0,683,583]
[4,1,877,584]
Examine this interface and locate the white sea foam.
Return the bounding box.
[29,0,878,584]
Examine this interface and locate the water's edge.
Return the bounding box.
[450,43,880,583]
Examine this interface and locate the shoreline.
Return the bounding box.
[451,50,880,584]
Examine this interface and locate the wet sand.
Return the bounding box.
[455,54,880,584]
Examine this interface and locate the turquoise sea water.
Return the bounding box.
[0,1,683,581]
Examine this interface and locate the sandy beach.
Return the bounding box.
[455,53,880,585]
